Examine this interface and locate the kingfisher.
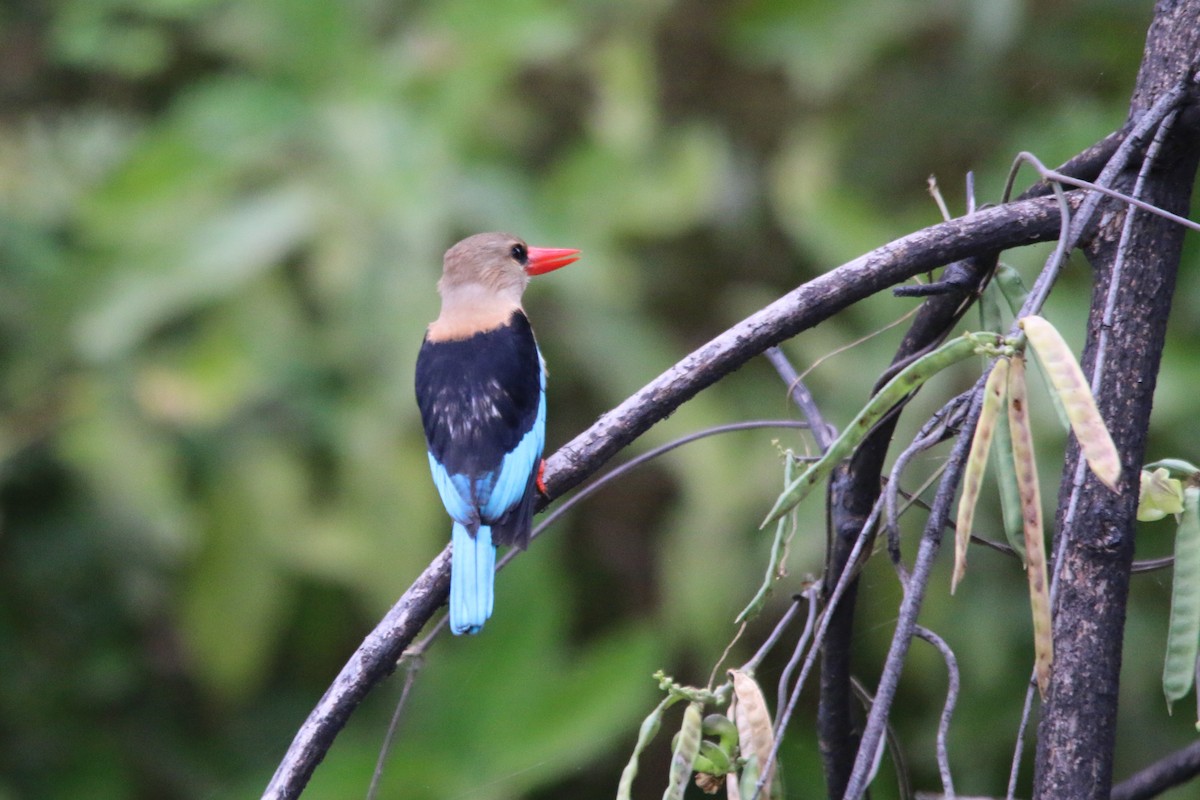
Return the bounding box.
[415,232,580,635]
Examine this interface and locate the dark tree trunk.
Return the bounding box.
[1033,2,1200,797]
[821,254,993,798]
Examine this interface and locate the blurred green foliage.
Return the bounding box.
[1,1,1198,798]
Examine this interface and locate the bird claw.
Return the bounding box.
[536,459,548,496]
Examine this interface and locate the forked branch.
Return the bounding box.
[262,192,1071,800]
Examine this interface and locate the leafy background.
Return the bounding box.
[2,1,1199,798]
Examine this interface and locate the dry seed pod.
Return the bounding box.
[729,670,777,800]
[954,358,1009,593]
[1019,315,1121,491]
[695,772,723,795]
[1008,355,1053,698]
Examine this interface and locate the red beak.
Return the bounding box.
[525,246,581,276]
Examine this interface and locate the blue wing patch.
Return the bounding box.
[415,311,548,634]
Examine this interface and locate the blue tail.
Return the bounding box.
[450,522,495,635]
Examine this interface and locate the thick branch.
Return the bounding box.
[820,251,995,798]
[262,193,1068,800]
[1112,740,1200,800]
[814,119,1131,796]
[1033,3,1200,795]
[842,387,982,799]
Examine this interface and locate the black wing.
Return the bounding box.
[415,310,542,480]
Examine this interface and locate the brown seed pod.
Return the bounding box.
[1019,315,1121,491]
[729,670,777,800]
[954,357,1009,593]
[1008,355,1053,698]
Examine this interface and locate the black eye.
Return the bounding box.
[510,243,527,263]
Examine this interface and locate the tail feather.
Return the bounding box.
[450,522,495,635]
[490,467,539,550]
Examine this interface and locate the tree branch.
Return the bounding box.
[821,250,994,798]
[1033,3,1200,795]
[843,383,983,799]
[261,192,1069,800]
[1112,740,1200,800]
[813,121,1128,796]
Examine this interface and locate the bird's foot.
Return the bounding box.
[536,459,548,496]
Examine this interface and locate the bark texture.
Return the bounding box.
[1032,2,1200,796]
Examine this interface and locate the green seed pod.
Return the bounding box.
[694,740,733,776]
[702,713,739,755]
[993,396,1027,563]
[1008,355,1053,698]
[1144,458,1200,477]
[738,457,800,623]
[994,262,1030,315]
[1163,487,1200,711]
[664,702,704,800]
[763,332,997,525]
[737,755,762,800]
[954,357,1009,593]
[617,696,675,800]
[1019,315,1121,491]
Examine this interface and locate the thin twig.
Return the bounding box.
[1004,152,1076,319]
[850,676,915,800]
[842,379,986,800]
[929,175,953,222]
[793,304,923,386]
[775,585,821,716]
[764,347,833,451]
[916,626,961,800]
[525,420,814,548]
[1006,682,1037,800]
[708,621,750,690]
[753,495,888,800]
[881,480,1182,569]
[1132,555,1174,574]
[884,427,946,578]
[1040,165,1200,233]
[365,658,422,800]
[738,597,804,676]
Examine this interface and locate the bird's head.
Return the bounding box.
[438,232,580,303]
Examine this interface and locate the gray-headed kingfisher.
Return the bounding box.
[415,232,580,634]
